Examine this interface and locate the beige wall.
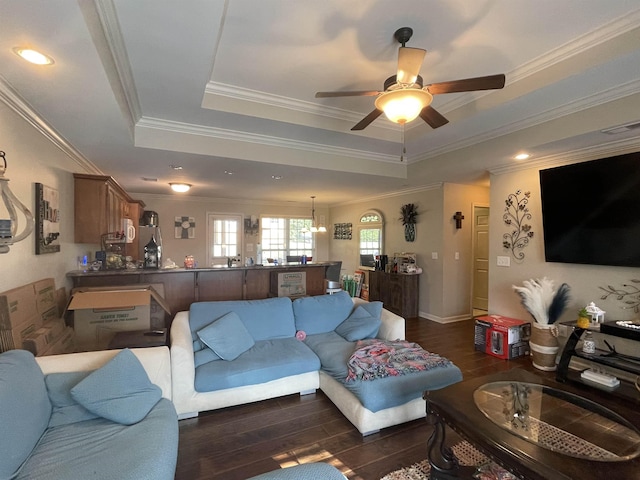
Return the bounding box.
[0,102,90,294]
[329,183,489,321]
[134,193,329,267]
[489,162,640,324]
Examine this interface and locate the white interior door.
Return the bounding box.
[472,206,490,312]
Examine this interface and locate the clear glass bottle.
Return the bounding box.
[582,331,596,354]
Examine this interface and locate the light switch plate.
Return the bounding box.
[497,256,510,267]
[431,252,438,260]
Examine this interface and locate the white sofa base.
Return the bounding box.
[319,371,426,435]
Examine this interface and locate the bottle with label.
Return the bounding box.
[144,235,159,269]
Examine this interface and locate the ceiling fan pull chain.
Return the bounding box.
[400,123,406,162]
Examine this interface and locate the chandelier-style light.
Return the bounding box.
[0,151,35,254]
[374,88,433,124]
[303,196,326,233]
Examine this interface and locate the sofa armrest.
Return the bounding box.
[35,346,172,400]
[169,311,197,414]
[351,297,405,340]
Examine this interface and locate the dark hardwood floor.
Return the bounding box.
[175,317,548,480]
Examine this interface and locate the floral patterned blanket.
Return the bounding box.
[346,339,453,383]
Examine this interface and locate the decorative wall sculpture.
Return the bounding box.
[503,190,533,260]
[600,280,640,313]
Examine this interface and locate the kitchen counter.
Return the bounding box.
[67,263,335,319]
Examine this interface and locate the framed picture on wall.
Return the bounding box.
[35,183,60,254]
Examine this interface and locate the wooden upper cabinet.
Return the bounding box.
[74,173,145,244]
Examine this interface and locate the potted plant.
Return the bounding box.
[400,203,418,242]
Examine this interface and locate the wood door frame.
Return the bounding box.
[470,203,490,314]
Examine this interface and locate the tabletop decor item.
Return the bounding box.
[513,277,570,371]
[400,203,418,242]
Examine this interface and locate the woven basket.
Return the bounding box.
[530,323,559,371]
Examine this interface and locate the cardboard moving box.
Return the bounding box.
[65,286,170,351]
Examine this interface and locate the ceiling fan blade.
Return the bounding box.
[397,47,426,84]
[420,106,449,129]
[428,74,506,95]
[351,109,383,131]
[315,90,380,98]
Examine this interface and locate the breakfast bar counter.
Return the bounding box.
[67,263,333,317]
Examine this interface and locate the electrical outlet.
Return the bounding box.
[497,256,511,267]
[431,252,438,260]
[455,252,460,260]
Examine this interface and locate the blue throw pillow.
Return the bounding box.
[71,349,162,425]
[335,303,383,341]
[45,371,99,427]
[197,311,255,360]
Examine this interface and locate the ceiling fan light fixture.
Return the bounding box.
[375,89,433,124]
[169,182,191,193]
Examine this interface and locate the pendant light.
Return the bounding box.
[306,196,326,233]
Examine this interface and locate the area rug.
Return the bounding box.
[380,441,516,480]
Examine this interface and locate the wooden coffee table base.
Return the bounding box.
[426,404,477,480]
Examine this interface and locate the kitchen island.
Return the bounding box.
[67,263,335,318]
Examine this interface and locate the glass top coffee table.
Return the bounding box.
[425,369,640,479]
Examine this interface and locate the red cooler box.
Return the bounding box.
[474,314,531,359]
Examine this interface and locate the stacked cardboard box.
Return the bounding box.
[64,285,170,351]
[0,279,74,356]
[474,314,531,360]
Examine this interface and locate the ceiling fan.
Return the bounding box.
[315,27,506,131]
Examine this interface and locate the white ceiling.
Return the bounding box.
[2,0,640,205]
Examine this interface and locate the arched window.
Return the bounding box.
[358,210,383,266]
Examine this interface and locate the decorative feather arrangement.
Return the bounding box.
[513,277,570,325]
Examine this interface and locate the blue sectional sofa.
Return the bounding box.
[0,347,178,480]
[171,291,462,435]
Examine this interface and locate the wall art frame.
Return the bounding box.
[35,183,60,254]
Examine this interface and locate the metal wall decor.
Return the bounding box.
[502,190,533,260]
[174,216,195,239]
[600,280,640,313]
[333,223,352,240]
[35,183,60,254]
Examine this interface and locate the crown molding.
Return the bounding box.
[0,76,101,174]
[133,192,311,208]
[411,78,640,163]
[489,136,640,176]
[330,182,444,208]
[92,0,142,127]
[136,116,399,163]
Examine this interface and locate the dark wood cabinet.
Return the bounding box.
[74,174,145,249]
[368,271,419,318]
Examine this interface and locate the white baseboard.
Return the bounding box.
[419,311,473,324]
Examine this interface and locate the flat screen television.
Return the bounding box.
[539,151,640,267]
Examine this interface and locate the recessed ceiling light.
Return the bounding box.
[170,165,183,170]
[13,47,54,65]
[224,170,234,175]
[514,153,530,161]
[271,175,283,180]
[169,183,191,193]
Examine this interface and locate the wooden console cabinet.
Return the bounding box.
[368,271,419,318]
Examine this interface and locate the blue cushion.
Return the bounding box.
[246,462,346,480]
[292,291,353,335]
[45,371,99,427]
[335,304,382,341]
[189,297,295,342]
[0,350,51,479]
[71,349,162,425]
[194,346,221,367]
[194,338,320,392]
[197,311,255,361]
